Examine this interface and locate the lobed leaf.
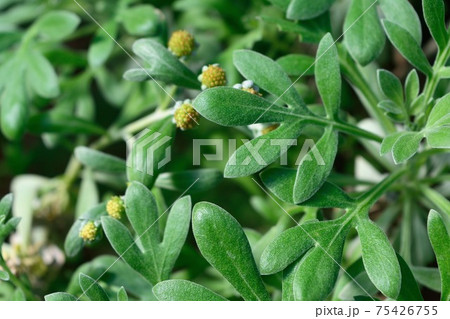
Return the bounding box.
[26,50,59,98]
[392,132,423,164]
[33,10,80,41]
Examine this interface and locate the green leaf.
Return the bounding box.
[26,50,59,98]
[159,196,191,280]
[79,273,109,301]
[155,169,222,193]
[405,69,420,106]
[126,117,175,189]
[224,120,304,178]
[396,254,423,301]
[379,0,422,45]
[428,210,450,301]
[382,20,433,77]
[378,100,402,114]
[34,11,80,41]
[193,87,302,126]
[75,147,126,174]
[343,0,385,66]
[261,168,355,208]
[192,202,270,301]
[0,269,9,281]
[316,33,341,118]
[277,54,315,77]
[423,0,448,51]
[286,0,335,20]
[412,267,441,292]
[117,287,128,301]
[282,258,301,301]
[293,222,349,300]
[1,71,28,140]
[121,5,162,36]
[88,21,118,67]
[153,280,227,301]
[124,182,160,264]
[260,223,328,275]
[293,126,338,203]
[380,132,403,156]
[392,132,423,164]
[44,292,77,301]
[233,50,307,111]
[426,93,450,128]
[75,170,99,218]
[426,127,450,149]
[377,70,404,106]
[356,217,401,299]
[0,194,13,219]
[130,39,200,89]
[101,216,154,283]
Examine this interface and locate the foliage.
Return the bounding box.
[0,0,449,301]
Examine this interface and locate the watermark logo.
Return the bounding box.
[126,129,172,176]
[126,130,325,177]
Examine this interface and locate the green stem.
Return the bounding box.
[0,257,35,300]
[338,45,396,135]
[302,116,383,143]
[422,40,450,124]
[399,192,412,263]
[356,168,408,214]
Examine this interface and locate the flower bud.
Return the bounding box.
[198,64,226,90]
[233,80,261,96]
[79,221,98,242]
[106,196,125,220]
[173,100,200,130]
[168,30,195,57]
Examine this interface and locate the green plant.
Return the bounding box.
[0,0,449,302]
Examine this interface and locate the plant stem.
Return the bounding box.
[422,40,450,124]
[302,116,383,142]
[338,45,397,135]
[0,257,35,300]
[357,168,407,212]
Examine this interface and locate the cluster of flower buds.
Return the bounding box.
[173,99,200,130]
[79,221,98,242]
[168,30,195,58]
[106,196,125,220]
[198,64,226,90]
[233,80,261,96]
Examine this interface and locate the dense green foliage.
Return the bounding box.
[0,0,449,301]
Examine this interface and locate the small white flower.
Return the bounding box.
[202,65,208,72]
[242,80,254,89]
[201,84,207,90]
[233,83,243,89]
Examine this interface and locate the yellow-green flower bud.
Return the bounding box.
[168,30,195,57]
[173,100,200,130]
[198,64,226,90]
[79,221,97,242]
[106,196,125,219]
